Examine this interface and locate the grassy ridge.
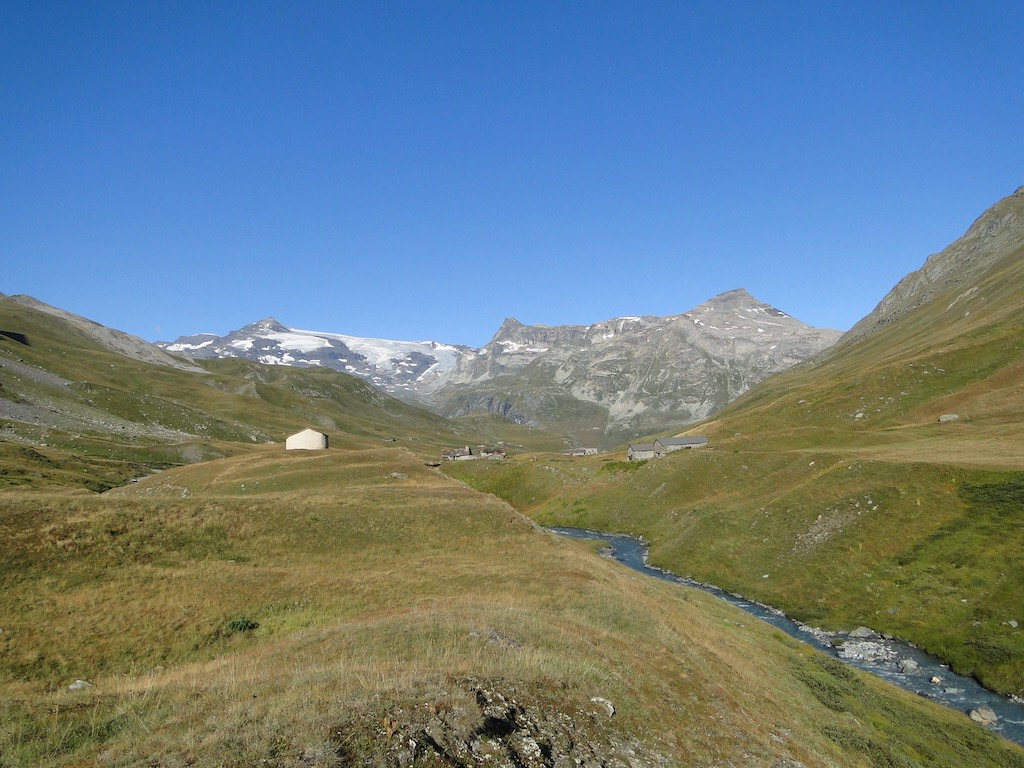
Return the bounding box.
[4,448,1022,766]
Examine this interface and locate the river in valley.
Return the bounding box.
[549,526,1024,746]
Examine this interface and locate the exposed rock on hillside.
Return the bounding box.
[844,185,1024,343]
[434,289,841,440]
[332,678,664,767]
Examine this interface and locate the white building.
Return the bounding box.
[285,428,329,450]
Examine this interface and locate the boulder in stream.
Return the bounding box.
[969,705,999,726]
[848,626,879,639]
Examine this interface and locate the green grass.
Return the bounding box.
[4,448,1021,766]
[440,243,1024,697]
[454,450,1024,695]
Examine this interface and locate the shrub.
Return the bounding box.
[226,617,259,634]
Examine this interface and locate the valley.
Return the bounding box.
[447,185,1024,700]
[2,185,1024,765]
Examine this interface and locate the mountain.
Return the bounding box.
[5,294,205,372]
[159,318,474,399]
[844,184,1024,344]
[161,290,841,444]
[433,289,841,442]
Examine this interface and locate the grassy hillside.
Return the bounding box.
[446,202,1024,696]
[0,296,549,490]
[3,448,1022,767]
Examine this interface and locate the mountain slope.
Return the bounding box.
[434,289,841,443]
[5,294,205,372]
[713,186,1024,445]
[0,295,466,490]
[449,184,1024,696]
[844,184,1024,345]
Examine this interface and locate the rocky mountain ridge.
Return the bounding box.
[159,289,842,443]
[844,185,1024,344]
[433,289,842,441]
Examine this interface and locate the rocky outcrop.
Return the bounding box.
[330,677,664,767]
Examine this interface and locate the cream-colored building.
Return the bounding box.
[285,428,329,450]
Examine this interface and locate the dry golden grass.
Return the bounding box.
[3,448,1023,766]
[839,429,1024,469]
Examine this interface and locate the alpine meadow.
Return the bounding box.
[3,186,1024,766]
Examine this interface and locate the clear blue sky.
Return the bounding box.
[3,2,1022,347]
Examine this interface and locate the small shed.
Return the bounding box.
[655,436,708,457]
[285,428,329,451]
[564,448,598,457]
[627,443,657,462]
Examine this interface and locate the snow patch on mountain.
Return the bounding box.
[157,319,474,403]
[292,328,465,371]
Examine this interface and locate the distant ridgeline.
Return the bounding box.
[159,289,841,445]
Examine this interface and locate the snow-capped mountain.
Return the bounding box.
[158,318,473,400]
[159,290,841,443]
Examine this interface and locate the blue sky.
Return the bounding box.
[3,2,1022,347]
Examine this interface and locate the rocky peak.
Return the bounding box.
[704,287,757,306]
[437,290,842,440]
[689,288,789,318]
[239,317,291,335]
[486,317,591,349]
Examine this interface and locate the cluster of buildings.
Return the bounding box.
[441,445,507,461]
[283,427,707,465]
[627,436,708,461]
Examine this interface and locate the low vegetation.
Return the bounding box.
[3,448,1022,766]
[447,240,1024,698]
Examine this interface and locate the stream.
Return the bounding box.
[549,526,1024,746]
